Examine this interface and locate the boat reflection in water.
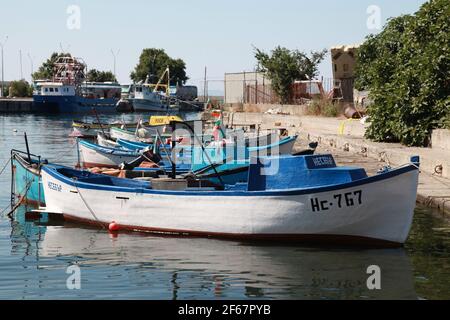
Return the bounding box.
[9,205,417,299]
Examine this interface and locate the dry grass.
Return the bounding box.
[306,99,341,117]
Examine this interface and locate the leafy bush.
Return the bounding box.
[130,48,188,85]
[306,99,339,117]
[254,46,327,104]
[86,69,117,83]
[322,102,339,117]
[8,80,32,97]
[355,0,450,146]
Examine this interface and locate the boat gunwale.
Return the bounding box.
[11,150,43,176]
[42,163,418,197]
[79,139,141,157]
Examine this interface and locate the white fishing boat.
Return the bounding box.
[79,135,297,169]
[40,154,420,246]
[78,140,142,168]
[109,126,157,142]
[97,132,120,148]
[129,68,173,112]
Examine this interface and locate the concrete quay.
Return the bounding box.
[223,112,450,215]
[0,98,33,113]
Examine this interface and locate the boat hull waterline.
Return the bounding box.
[41,165,419,246]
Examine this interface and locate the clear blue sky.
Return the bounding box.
[0,0,427,92]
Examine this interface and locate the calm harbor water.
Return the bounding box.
[0,114,449,300]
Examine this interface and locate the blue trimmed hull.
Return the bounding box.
[33,95,119,113]
[12,157,44,206]
[41,157,419,196]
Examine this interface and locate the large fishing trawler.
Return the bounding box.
[32,56,121,113]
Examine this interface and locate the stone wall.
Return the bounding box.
[432,129,450,151]
[223,103,309,116]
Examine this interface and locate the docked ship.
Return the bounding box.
[129,67,176,112]
[130,83,170,112]
[32,56,121,113]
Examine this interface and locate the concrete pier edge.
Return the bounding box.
[223,111,450,216]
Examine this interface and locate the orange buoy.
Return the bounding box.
[108,221,120,232]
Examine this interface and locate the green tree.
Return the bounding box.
[355,0,450,146]
[8,80,33,97]
[130,48,188,85]
[254,46,327,104]
[86,69,117,82]
[32,52,72,80]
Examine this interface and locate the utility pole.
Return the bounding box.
[111,49,120,81]
[0,36,8,98]
[203,66,207,103]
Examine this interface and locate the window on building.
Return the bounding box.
[55,88,59,92]
[334,64,337,72]
[44,88,48,92]
[49,88,54,92]
[343,64,349,72]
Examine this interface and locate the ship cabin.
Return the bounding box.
[132,84,165,102]
[81,82,122,99]
[34,81,76,96]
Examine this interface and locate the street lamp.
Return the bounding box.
[0,35,8,98]
[111,49,120,81]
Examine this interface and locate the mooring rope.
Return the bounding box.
[0,157,12,177]
[71,178,106,229]
[1,179,33,217]
[50,141,79,166]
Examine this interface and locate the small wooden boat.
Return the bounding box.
[97,132,120,148]
[11,150,46,206]
[78,140,142,168]
[81,134,297,170]
[189,135,298,172]
[40,154,420,246]
[109,126,158,142]
[71,120,150,138]
[11,150,64,206]
[77,139,190,174]
[72,115,185,138]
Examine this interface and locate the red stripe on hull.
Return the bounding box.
[81,162,119,169]
[61,213,402,248]
[16,197,45,207]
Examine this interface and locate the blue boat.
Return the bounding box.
[78,139,190,174]
[40,154,421,245]
[11,150,45,206]
[33,82,121,113]
[32,56,121,113]
[10,150,64,206]
[189,135,298,172]
[111,135,298,184]
[116,139,171,152]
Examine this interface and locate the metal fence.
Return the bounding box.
[239,78,355,104]
[187,76,355,105]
